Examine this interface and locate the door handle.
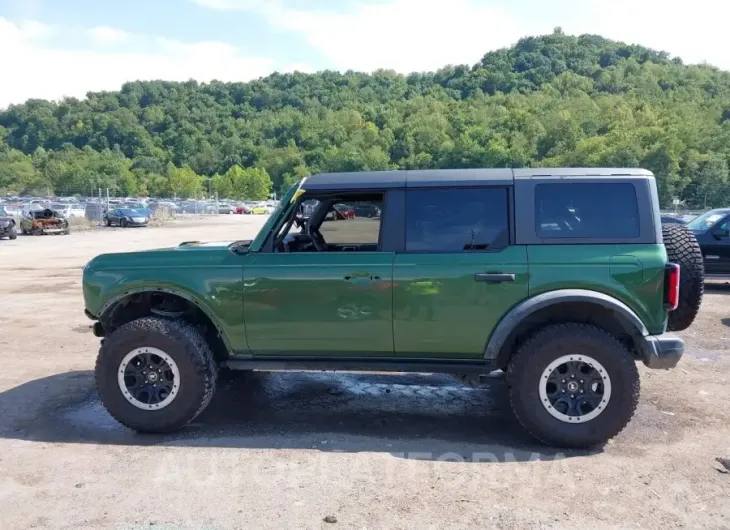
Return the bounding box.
[474,273,516,283]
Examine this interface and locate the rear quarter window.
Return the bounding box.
[535,183,640,239]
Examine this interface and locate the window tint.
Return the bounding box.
[535,183,640,239]
[319,200,383,247]
[405,188,509,252]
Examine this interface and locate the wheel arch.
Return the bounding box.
[486,289,649,370]
[98,287,232,361]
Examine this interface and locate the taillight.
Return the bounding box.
[664,263,680,311]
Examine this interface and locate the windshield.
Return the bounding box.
[118,209,138,215]
[687,211,727,231]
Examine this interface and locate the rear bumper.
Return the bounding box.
[639,334,684,369]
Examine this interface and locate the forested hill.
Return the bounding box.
[2,29,730,206]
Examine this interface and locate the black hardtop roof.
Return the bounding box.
[301,168,654,190]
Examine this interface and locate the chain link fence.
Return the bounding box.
[1,188,279,231]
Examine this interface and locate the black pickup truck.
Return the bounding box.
[686,208,730,279]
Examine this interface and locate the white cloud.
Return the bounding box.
[194,0,528,72]
[191,0,730,72]
[0,17,279,109]
[559,0,730,68]
[89,26,130,44]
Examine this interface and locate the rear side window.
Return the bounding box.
[535,183,640,239]
[405,188,509,252]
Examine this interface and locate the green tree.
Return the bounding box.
[225,165,273,200]
[166,162,203,199]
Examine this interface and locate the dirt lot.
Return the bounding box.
[0,216,728,529]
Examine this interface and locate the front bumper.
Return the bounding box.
[639,333,684,369]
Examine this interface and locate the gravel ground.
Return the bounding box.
[0,216,728,529]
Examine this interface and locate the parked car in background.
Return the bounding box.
[0,206,18,240]
[218,203,236,214]
[250,203,270,215]
[51,203,87,219]
[104,208,149,228]
[686,208,730,279]
[351,203,381,218]
[235,204,252,214]
[661,215,685,224]
[125,203,152,218]
[330,203,356,220]
[20,208,70,235]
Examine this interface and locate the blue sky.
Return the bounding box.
[0,0,727,108]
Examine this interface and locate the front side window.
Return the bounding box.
[535,183,640,239]
[405,188,509,252]
[319,199,383,246]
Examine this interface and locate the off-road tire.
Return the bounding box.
[106,218,111,227]
[507,323,640,448]
[95,316,218,433]
[121,219,128,228]
[662,223,703,332]
[8,226,17,240]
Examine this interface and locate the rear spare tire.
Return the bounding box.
[662,223,703,332]
[95,316,218,433]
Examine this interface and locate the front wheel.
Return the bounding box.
[121,219,128,228]
[507,323,639,448]
[8,226,17,240]
[95,317,218,433]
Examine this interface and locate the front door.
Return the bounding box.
[244,198,394,356]
[701,216,730,275]
[392,187,529,359]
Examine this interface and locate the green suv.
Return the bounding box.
[83,168,704,447]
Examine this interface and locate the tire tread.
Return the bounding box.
[95,316,217,433]
[507,323,639,448]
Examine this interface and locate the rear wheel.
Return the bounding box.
[507,323,639,448]
[95,317,218,433]
[662,223,703,331]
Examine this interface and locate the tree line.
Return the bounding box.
[2,29,730,207]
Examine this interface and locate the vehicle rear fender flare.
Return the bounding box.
[484,289,649,365]
[97,286,233,353]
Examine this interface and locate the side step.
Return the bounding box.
[223,357,496,374]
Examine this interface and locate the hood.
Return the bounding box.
[175,240,237,250]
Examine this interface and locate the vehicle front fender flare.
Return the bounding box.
[97,286,233,353]
[484,289,649,363]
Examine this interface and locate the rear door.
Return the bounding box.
[392,187,529,359]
